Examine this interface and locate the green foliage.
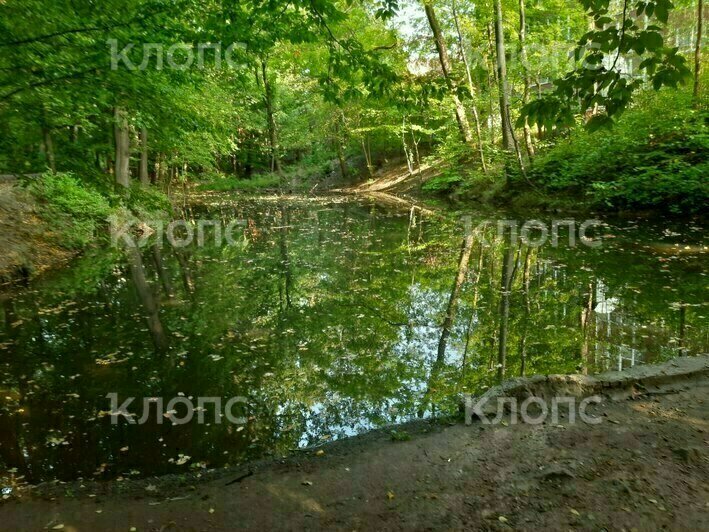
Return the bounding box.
[198,173,281,192]
[422,169,464,192]
[125,182,173,218]
[28,172,112,248]
[521,0,691,131]
[25,171,172,249]
[528,88,708,213]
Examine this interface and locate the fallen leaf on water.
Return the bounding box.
[387,491,395,500]
[315,450,325,456]
[498,515,508,523]
[301,480,313,486]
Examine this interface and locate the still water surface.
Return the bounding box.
[0,195,706,483]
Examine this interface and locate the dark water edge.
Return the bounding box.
[0,194,706,485]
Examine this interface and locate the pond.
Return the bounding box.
[0,194,706,484]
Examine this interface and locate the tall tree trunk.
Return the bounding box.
[411,128,422,174]
[41,127,56,173]
[361,137,374,177]
[694,0,704,107]
[493,0,530,182]
[451,0,488,173]
[139,127,149,186]
[114,107,131,187]
[155,153,165,184]
[492,0,513,150]
[261,59,282,176]
[334,110,348,178]
[486,23,498,144]
[402,117,414,175]
[518,0,535,158]
[424,1,475,148]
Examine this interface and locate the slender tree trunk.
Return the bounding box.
[402,117,414,175]
[138,127,150,187]
[411,128,422,174]
[261,59,281,176]
[486,23,498,144]
[362,137,373,177]
[493,0,530,182]
[424,1,475,147]
[452,0,488,172]
[114,107,131,187]
[492,0,513,150]
[139,127,149,186]
[518,0,535,158]
[41,127,56,173]
[334,109,348,178]
[694,0,703,106]
[336,137,348,179]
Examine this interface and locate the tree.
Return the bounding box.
[694,0,704,106]
[423,1,476,148]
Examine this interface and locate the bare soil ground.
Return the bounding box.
[1,357,708,531]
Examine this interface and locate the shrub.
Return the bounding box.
[28,172,112,248]
[527,87,709,214]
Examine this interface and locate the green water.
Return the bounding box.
[0,195,706,484]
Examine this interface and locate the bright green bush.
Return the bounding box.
[125,182,172,217]
[528,88,708,213]
[28,172,111,248]
[30,172,111,220]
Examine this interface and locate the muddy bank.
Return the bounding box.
[1,355,707,531]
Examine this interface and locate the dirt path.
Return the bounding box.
[2,357,708,531]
